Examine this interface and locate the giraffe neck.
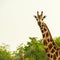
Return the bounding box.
[38,21,60,60]
[38,21,56,50]
[38,21,53,40]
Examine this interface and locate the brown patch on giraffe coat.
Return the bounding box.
[43,34,45,38]
[47,53,53,58]
[47,38,50,42]
[55,51,58,57]
[43,40,47,45]
[47,53,50,57]
[51,48,55,53]
[46,32,49,37]
[48,43,53,49]
[50,39,53,42]
[56,48,59,51]
[45,48,49,52]
[53,46,56,50]
[41,30,43,33]
[44,27,47,31]
[52,42,55,45]
[58,57,60,60]
[51,55,53,58]
[41,28,47,33]
[59,50,60,55]
[40,27,45,33]
[40,27,43,30]
[42,24,43,27]
[45,35,51,42]
[53,54,56,60]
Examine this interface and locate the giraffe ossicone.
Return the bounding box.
[34,11,46,22]
[34,11,60,60]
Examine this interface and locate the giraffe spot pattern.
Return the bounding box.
[41,29,46,33]
[51,48,55,53]
[48,43,52,49]
[43,40,47,45]
[40,27,43,30]
[53,54,56,60]
[44,28,46,31]
[45,48,49,52]
[59,50,60,55]
[41,30,43,33]
[43,34,45,38]
[50,39,53,42]
[47,39,50,42]
[52,42,55,45]
[55,51,58,56]
[46,32,49,37]
[53,46,56,50]
[58,57,60,60]
[42,24,44,27]
[51,55,53,58]
[56,48,59,51]
[47,54,50,57]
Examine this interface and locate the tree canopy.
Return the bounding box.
[0,37,60,60]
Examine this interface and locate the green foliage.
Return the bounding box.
[54,37,60,47]
[12,44,24,60]
[0,44,12,60]
[0,37,60,60]
[14,37,60,60]
[24,37,49,60]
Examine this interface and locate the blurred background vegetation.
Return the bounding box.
[0,37,60,60]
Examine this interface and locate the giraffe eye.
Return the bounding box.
[36,18,38,20]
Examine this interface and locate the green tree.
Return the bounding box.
[55,37,60,47]
[0,44,12,60]
[14,37,49,60]
[24,37,49,60]
[13,37,60,60]
[13,44,24,60]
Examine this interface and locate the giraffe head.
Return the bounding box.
[34,11,46,22]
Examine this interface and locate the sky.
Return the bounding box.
[0,0,60,51]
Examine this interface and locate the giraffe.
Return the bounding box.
[34,11,60,60]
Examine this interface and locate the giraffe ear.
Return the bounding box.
[34,15,37,18]
[44,16,46,18]
[34,15,38,21]
[43,16,46,20]
[42,16,46,21]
